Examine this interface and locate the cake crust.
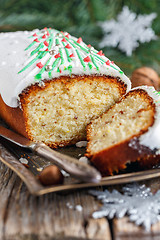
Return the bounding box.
[0,95,29,138]
[86,88,159,175]
[87,137,159,176]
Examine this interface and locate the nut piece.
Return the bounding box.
[39,165,64,186]
[131,67,160,90]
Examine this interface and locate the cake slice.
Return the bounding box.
[0,28,130,148]
[86,86,160,175]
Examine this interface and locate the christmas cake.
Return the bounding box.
[0,28,131,148]
[86,86,160,175]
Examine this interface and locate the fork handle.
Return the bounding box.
[30,142,101,183]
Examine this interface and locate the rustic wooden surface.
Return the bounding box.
[0,142,160,239]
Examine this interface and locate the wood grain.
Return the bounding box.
[113,178,160,240]
[1,116,160,239]
[0,143,111,240]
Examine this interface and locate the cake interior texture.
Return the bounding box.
[86,89,155,156]
[20,75,126,147]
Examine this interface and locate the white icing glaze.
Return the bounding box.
[0,28,131,107]
[132,86,160,151]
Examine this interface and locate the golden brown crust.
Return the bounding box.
[0,95,29,138]
[0,75,127,148]
[86,88,157,175]
[19,74,127,101]
[89,138,160,176]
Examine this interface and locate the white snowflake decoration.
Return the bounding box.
[89,184,160,231]
[99,6,157,56]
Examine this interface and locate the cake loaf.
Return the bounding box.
[86,86,160,175]
[0,28,131,148]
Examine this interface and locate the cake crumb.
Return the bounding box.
[61,170,70,177]
[76,141,87,148]
[66,203,83,212]
[75,205,83,212]
[79,156,89,164]
[19,157,28,165]
[66,202,73,209]
[37,167,43,172]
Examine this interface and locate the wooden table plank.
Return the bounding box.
[2,128,160,240]
[113,178,160,240]
[113,217,160,240]
[0,159,111,240]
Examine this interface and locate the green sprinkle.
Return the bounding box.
[47,57,60,77]
[48,57,61,78]
[48,35,54,50]
[55,38,65,65]
[94,53,120,72]
[57,67,60,73]
[90,55,99,71]
[88,62,93,69]
[94,55,105,64]
[62,42,72,62]
[75,49,86,70]
[34,73,42,80]
[25,41,36,51]
[18,56,39,74]
[18,52,43,74]
[38,57,52,76]
[119,70,123,74]
[31,42,44,56]
[52,58,60,70]
[72,40,88,53]
[68,65,72,73]
[59,48,64,65]
[56,38,60,45]
[48,71,52,78]
[39,51,48,59]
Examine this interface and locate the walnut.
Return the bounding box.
[131,67,160,90]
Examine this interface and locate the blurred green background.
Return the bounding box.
[0,0,160,76]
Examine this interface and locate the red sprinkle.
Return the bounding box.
[77,37,82,44]
[42,34,46,39]
[46,31,50,36]
[105,60,110,65]
[45,48,49,51]
[65,33,70,38]
[62,38,67,42]
[33,33,37,37]
[87,44,91,48]
[65,44,71,49]
[36,62,43,68]
[54,53,61,58]
[34,38,40,42]
[44,27,48,30]
[111,61,114,64]
[97,50,104,56]
[84,56,91,62]
[44,41,49,46]
[70,53,75,58]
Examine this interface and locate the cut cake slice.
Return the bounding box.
[86,86,160,175]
